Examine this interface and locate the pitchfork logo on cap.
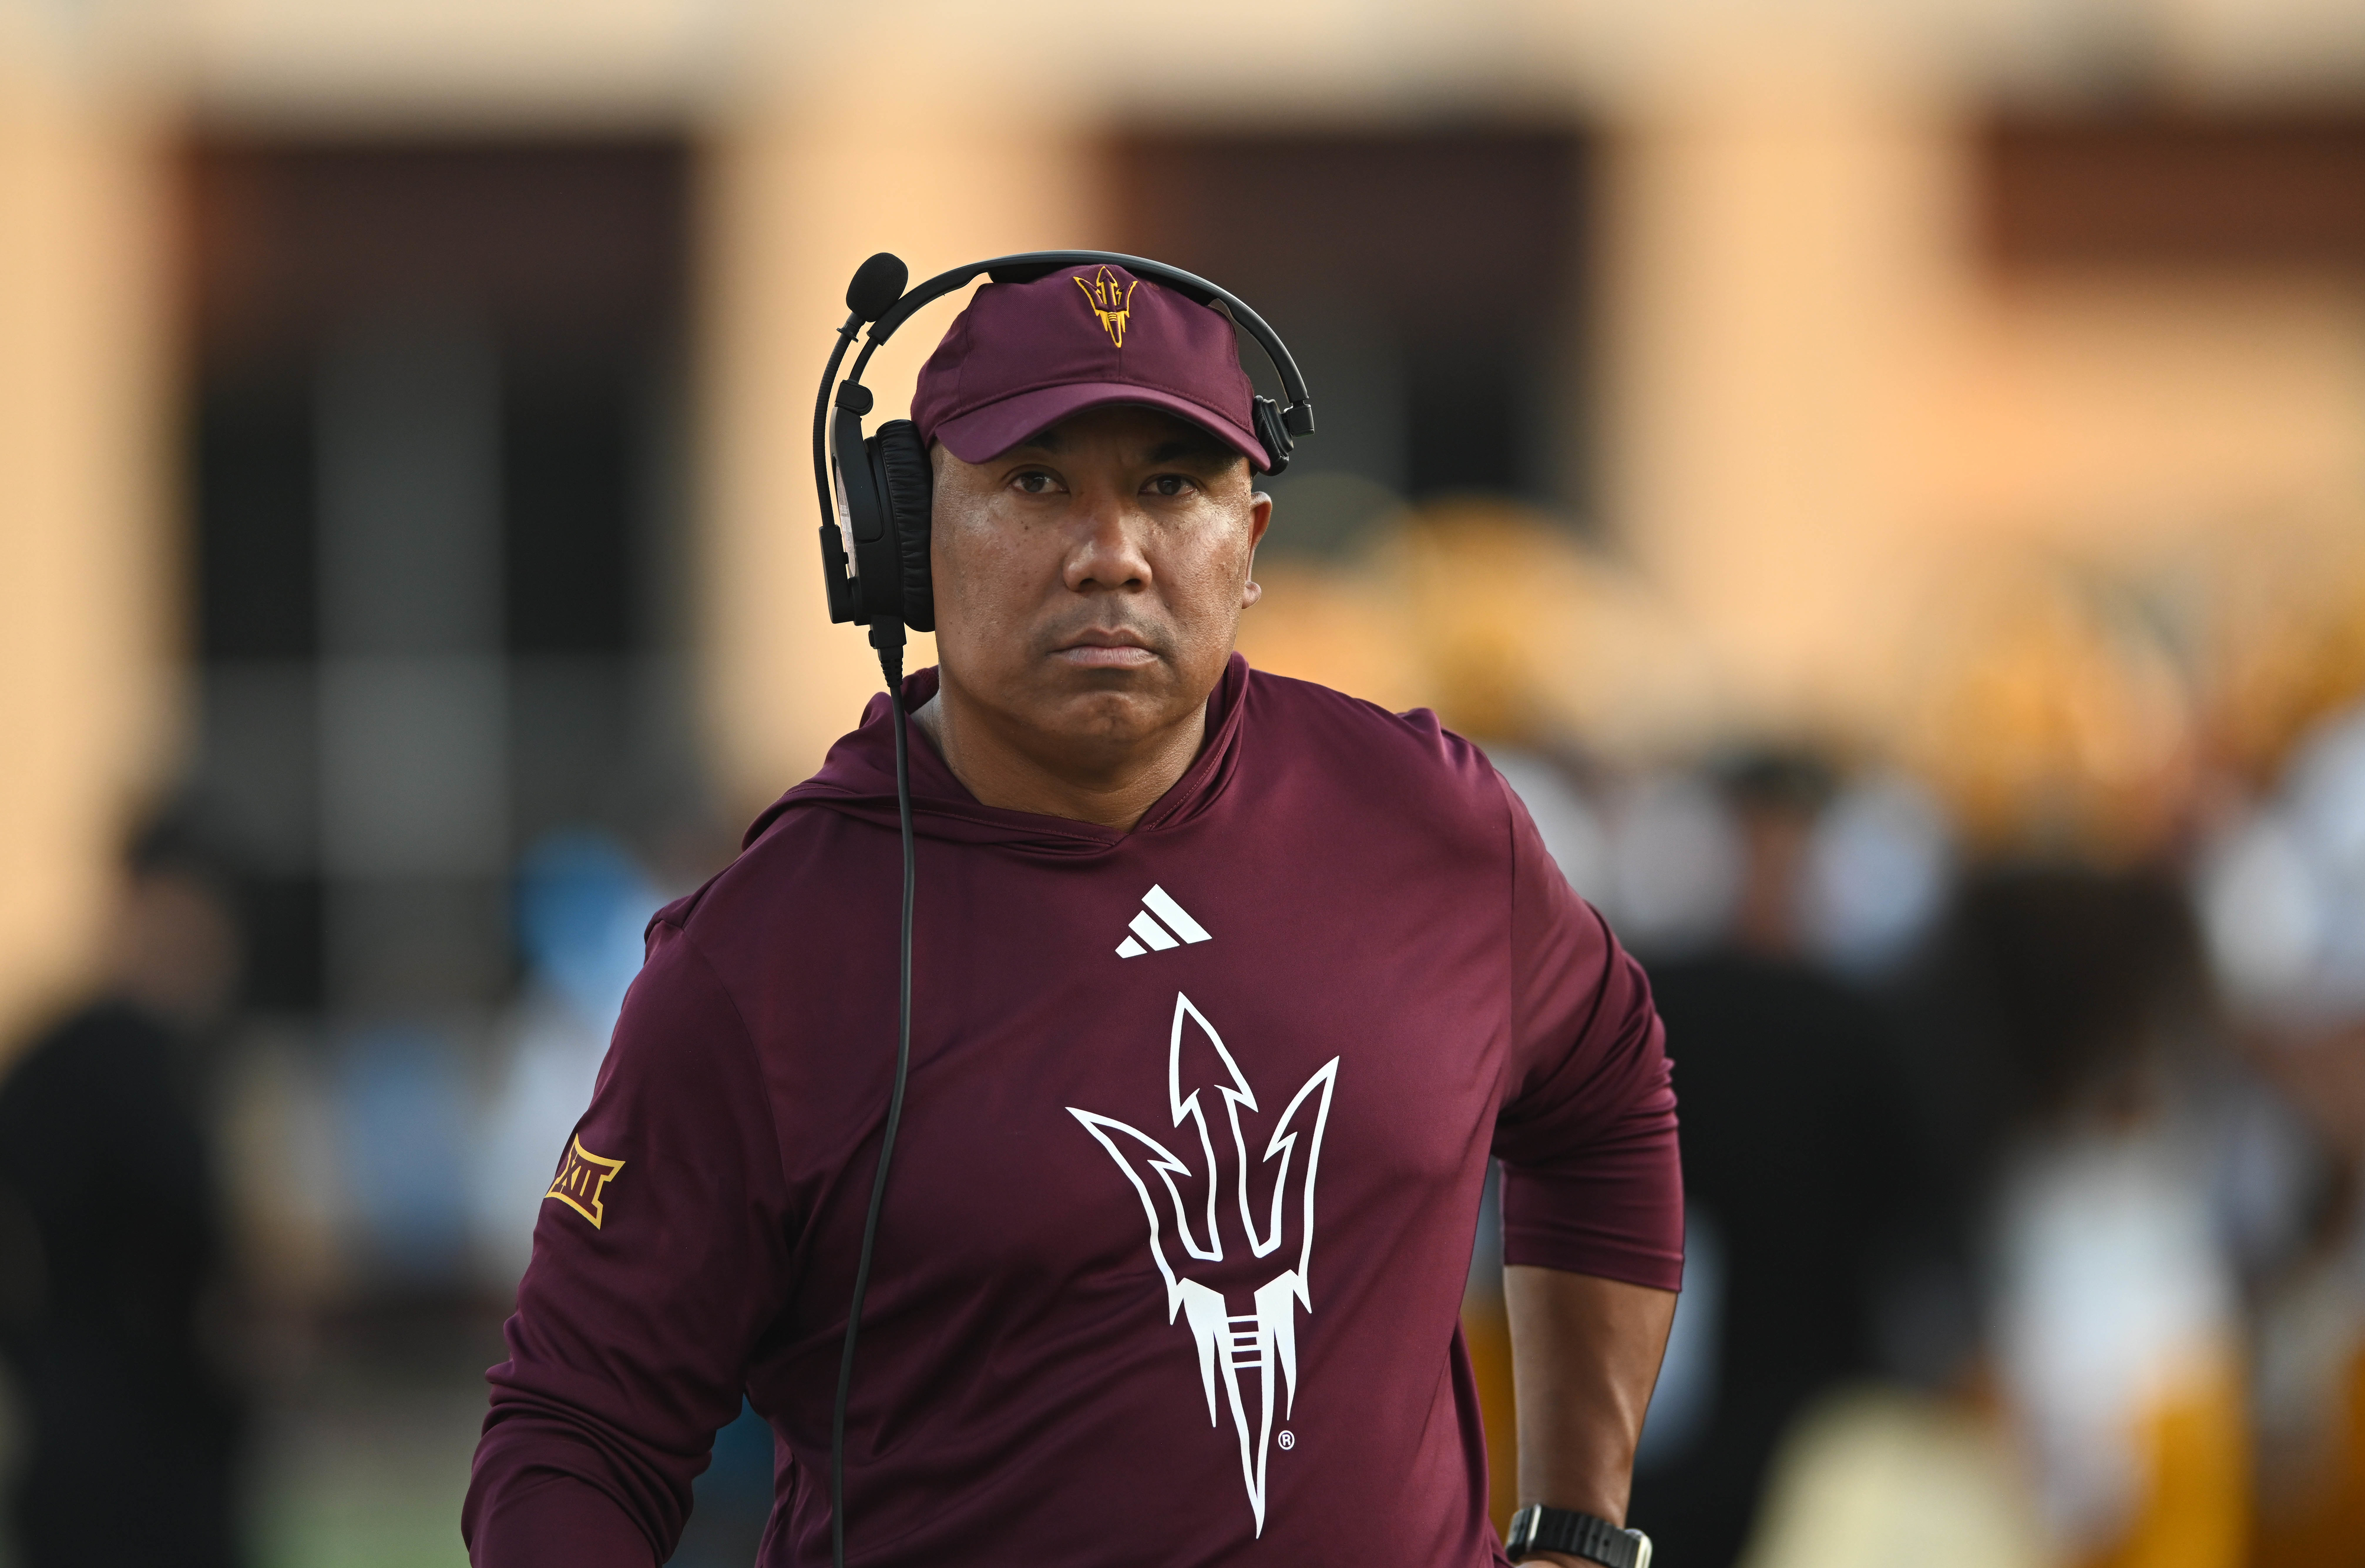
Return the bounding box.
[1074,265,1139,347]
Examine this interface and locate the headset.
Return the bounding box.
[809,250,1313,1568]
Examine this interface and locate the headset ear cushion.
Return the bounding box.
[870,419,935,633]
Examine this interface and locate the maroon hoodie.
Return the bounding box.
[465,656,1680,1568]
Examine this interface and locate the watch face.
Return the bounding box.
[1628,1530,1653,1568]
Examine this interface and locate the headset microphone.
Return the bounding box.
[811,250,1311,1568]
[844,251,909,323]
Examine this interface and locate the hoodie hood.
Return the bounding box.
[744,653,1252,859]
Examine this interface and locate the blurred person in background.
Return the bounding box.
[0,805,250,1568]
[1624,751,1928,1568]
[1960,866,2246,1568]
[470,829,665,1295]
[2195,697,2365,1562]
[2234,1056,2365,1567]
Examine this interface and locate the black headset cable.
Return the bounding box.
[831,637,916,1568]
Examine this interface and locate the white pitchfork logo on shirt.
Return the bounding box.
[1068,994,1340,1537]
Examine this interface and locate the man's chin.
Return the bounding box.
[1029,672,1184,742]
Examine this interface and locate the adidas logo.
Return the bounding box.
[1115,885,1211,958]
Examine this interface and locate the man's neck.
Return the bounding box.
[910,686,1209,832]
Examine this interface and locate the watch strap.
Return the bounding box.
[1505,1505,1651,1568]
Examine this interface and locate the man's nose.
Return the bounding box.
[1062,491,1151,594]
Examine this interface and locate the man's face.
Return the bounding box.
[929,404,1271,756]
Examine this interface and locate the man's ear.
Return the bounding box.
[1242,491,1273,608]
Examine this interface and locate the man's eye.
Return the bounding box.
[1145,474,1194,498]
[1012,471,1057,494]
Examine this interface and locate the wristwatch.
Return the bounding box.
[1504,1505,1652,1568]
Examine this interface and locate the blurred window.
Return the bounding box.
[1111,130,1589,551]
[1984,113,2365,271]
[183,140,691,1018]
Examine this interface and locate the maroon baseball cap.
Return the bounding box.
[909,263,1269,471]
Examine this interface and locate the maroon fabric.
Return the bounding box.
[466,657,1680,1567]
[909,263,1269,469]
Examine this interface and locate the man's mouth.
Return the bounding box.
[1051,629,1159,670]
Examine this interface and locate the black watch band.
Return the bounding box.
[1504,1505,1652,1568]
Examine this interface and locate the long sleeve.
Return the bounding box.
[464,921,796,1566]
[1490,779,1684,1292]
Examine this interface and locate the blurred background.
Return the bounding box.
[8,1,2365,1565]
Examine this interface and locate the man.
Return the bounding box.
[465,263,1680,1566]
[0,808,248,1568]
